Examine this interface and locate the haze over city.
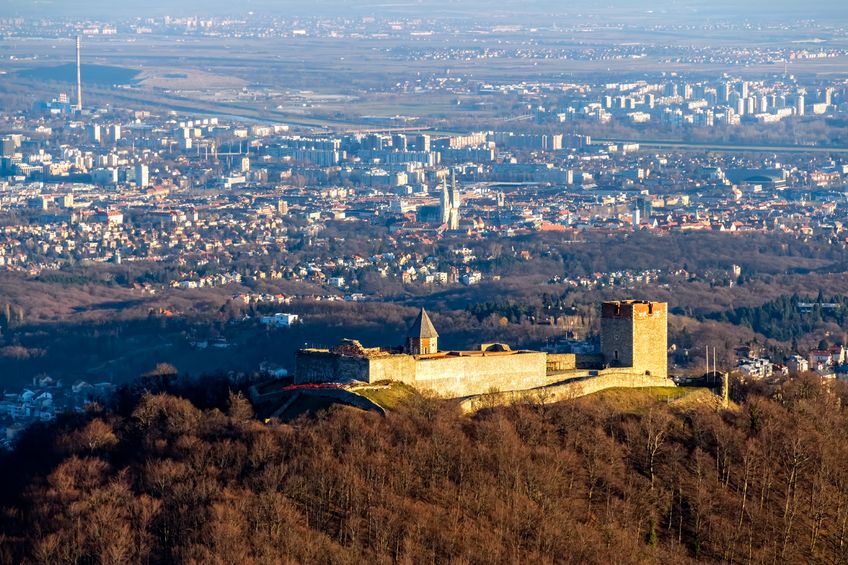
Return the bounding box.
[5,0,848,18]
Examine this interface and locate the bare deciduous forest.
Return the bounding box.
[1,375,847,563]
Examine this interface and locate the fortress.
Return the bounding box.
[295,300,669,399]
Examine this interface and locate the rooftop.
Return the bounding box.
[408,307,439,339]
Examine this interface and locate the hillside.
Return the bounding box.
[1,375,847,563]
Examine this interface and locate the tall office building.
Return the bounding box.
[745,97,755,115]
[720,82,732,103]
[392,134,408,151]
[413,134,431,152]
[796,94,805,116]
[135,163,149,188]
[645,93,655,108]
[89,124,101,144]
[1,135,20,156]
[824,87,834,106]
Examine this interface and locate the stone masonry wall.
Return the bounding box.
[295,350,370,384]
[601,316,634,368]
[576,354,605,369]
[547,354,577,372]
[460,370,676,413]
[413,352,549,397]
[368,355,417,385]
[547,354,605,372]
[631,303,668,379]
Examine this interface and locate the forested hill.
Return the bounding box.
[1,376,847,563]
[705,293,848,342]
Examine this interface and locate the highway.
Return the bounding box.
[595,138,848,154]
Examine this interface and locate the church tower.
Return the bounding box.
[406,308,439,355]
[448,207,459,231]
[450,170,461,210]
[448,170,461,230]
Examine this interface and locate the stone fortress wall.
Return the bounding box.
[460,370,676,413]
[297,348,548,398]
[366,354,417,383]
[546,353,604,372]
[295,349,372,383]
[294,301,670,399]
[411,352,548,398]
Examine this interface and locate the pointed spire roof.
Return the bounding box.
[408,308,439,339]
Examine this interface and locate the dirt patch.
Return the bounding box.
[137,68,248,90]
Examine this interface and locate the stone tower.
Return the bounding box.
[439,180,451,225]
[448,170,461,230]
[407,308,439,355]
[450,170,461,209]
[601,300,667,378]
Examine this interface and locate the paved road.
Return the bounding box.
[595,138,848,153]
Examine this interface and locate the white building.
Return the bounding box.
[260,313,300,328]
[786,355,809,374]
[738,357,773,380]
